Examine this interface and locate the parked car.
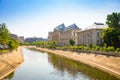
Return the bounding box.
[0,44,4,49]
[0,44,8,49]
[3,45,8,49]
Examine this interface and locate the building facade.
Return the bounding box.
[77,23,108,46]
[25,37,47,43]
[48,22,107,46]
[48,23,80,45]
[18,36,24,43]
[77,29,102,46]
[48,23,65,45]
[10,34,24,43]
[10,34,18,40]
[60,24,80,45]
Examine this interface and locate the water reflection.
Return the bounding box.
[3,72,14,80]
[48,52,119,80]
[4,48,119,80]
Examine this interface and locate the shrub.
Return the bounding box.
[23,42,30,46]
[92,44,97,50]
[95,46,100,51]
[102,43,108,52]
[107,46,115,52]
[48,41,57,49]
[8,39,19,50]
[86,44,90,50]
[116,48,120,53]
[69,39,75,46]
[77,46,82,50]
[100,47,102,51]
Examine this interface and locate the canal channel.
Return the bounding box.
[4,48,119,80]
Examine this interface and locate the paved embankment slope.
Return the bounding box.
[27,46,120,79]
[0,47,24,79]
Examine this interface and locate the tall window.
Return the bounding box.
[97,40,99,44]
[97,32,99,37]
[88,33,89,37]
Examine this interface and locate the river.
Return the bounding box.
[4,48,119,80]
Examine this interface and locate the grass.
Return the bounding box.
[0,49,10,53]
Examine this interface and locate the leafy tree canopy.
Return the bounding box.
[101,12,120,48]
[101,28,120,48]
[0,23,10,45]
[106,12,120,29]
[0,23,19,50]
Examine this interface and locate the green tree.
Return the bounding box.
[69,39,75,46]
[101,28,120,48]
[8,39,19,49]
[102,12,120,48]
[106,12,120,29]
[0,23,10,45]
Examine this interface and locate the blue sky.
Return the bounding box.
[0,0,120,38]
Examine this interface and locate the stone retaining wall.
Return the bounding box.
[0,47,24,79]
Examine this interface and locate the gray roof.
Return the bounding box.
[54,23,80,32]
[94,22,104,25]
[64,23,79,31]
[54,23,65,32]
[86,22,108,29]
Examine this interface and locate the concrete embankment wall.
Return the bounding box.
[27,46,120,79]
[0,47,24,79]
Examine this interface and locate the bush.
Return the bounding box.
[100,47,103,51]
[69,39,75,46]
[8,39,19,50]
[92,44,97,50]
[62,46,68,49]
[102,44,108,52]
[77,46,82,50]
[23,42,30,46]
[84,47,89,50]
[72,46,78,50]
[81,46,86,50]
[107,46,115,52]
[95,46,100,51]
[86,44,90,50]
[116,48,120,53]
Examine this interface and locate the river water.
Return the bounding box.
[4,48,119,80]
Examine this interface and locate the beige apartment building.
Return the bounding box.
[77,29,102,46]
[77,23,108,46]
